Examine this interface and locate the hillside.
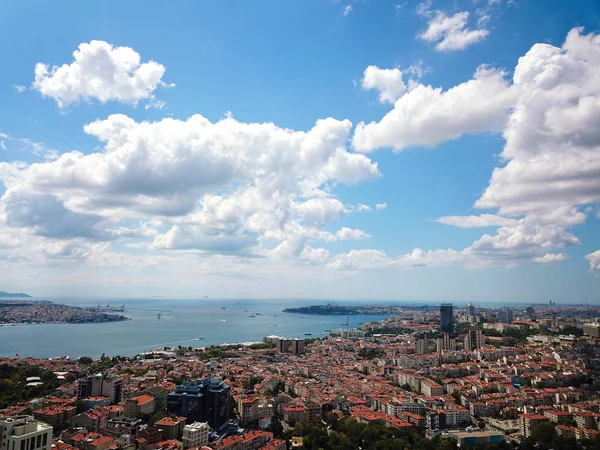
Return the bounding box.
[0,291,32,298]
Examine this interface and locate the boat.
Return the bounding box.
[249,315,256,318]
[324,329,332,332]
[157,314,161,319]
[197,337,204,340]
[221,307,226,310]
[304,333,312,336]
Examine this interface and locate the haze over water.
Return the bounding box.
[0,298,386,359]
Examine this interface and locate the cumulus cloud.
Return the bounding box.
[0,113,379,259]
[353,65,515,152]
[361,66,406,104]
[586,250,600,272]
[32,40,168,108]
[375,202,387,211]
[343,5,353,16]
[476,28,600,217]
[419,11,489,51]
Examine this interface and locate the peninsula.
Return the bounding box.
[283,304,406,315]
[0,290,32,298]
[0,300,129,325]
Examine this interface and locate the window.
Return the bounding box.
[42,435,47,448]
[20,440,24,450]
[36,436,41,449]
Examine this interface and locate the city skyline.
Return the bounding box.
[0,1,600,302]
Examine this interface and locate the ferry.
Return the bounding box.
[304,333,312,336]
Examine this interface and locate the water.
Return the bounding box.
[0,298,386,359]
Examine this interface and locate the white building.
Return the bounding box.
[0,416,53,450]
[182,422,210,449]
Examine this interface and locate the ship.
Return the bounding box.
[304,333,312,336]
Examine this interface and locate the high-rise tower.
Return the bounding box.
[440,303,454,334]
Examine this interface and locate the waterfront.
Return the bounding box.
[0,298,386,358]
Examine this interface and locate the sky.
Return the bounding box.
[0,0,599,302]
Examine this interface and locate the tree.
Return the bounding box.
[532,421,555,443]
[78,356,93,365]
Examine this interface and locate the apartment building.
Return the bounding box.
[181,422,210,449]
[0,416,52,450]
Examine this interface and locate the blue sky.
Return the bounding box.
[0,0,599,302]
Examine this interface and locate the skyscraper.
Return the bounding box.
[440,304,454,334]
[167,381,203,423]
[201,377,230,431]
[466,303,475,317]
[498,308,513,324]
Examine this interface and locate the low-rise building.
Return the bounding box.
[181,422,210,449]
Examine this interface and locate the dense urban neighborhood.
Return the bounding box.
[2,303,600,450]
[0,301,129,325]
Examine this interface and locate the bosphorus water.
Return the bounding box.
[0,298,386,358]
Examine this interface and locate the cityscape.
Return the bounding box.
[1,0,600,449]
[2,302,600,449]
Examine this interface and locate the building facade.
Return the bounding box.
[181,422,209,449]
[440,304,454,334]
[0,416,52,450]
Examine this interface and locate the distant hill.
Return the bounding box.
[0,290,32,298]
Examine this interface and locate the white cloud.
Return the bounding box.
[343,5,353,16]
[357,204,371,212]
[32,40,168,108]
[419,11,489,51]
[0,141,5,150]
[13,85,26,93]
[586,250,600,272]
[437,214,518,228]
[361,65,406,104]
[375,202,387,211]
[0,113,379,259]
[475,28,600,217]
[534,253,568,263]
[335,227,370,240]
[145,100,166,110]
[353,65,515,152]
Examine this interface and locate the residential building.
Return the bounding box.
[181,422,209,449]
[0,415,53,450]
[33,406,76,430]
[426,411,445,430]
[155,416,185,441]
[519,414,549,438]
[276,339,305,355]
[415,334,428,355]
[76,375,122,405]
[466,328,484,351]
[212,431,273,450]
[436,332,456,352]
[583,323,600,337]
[123,395,155,418]
[303,402,321,422]
[139,386,169,412]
